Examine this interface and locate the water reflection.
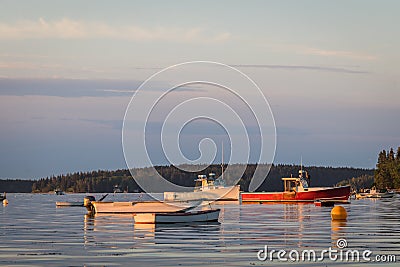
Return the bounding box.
[133,222,156,241]
[331,220,347,248]
[1,194,400,266]
[83,213,95,246]
[82,209,223,249]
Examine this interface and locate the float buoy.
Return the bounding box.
[331,205,347,221]
[3,199,8,206]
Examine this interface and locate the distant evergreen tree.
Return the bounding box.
[394,147,400,188]
[388,148,397,188]
[396,147,400,161]
[374,147,400,189]
[375,150,390,188]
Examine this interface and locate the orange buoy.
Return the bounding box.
[331,206,347,221]
[3,199,8,206]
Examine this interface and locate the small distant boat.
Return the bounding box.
[0,192,6,201]
[241,169,351,203]
[54,189,65,195]
[56,201,84,207]
[113,185,123,193]
[355,188,395,199]
[134,209,221,224]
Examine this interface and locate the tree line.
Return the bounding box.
[374,147,400,189]
[336,174,374,190]
[0,179,34,193]
[1,164,373,193]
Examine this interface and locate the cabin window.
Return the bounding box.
[284,180,297,192]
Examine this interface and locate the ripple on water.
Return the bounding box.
[1,193,399,266]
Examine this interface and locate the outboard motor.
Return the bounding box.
[84,195,96,212]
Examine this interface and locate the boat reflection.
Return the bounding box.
[83,212,135,248]
[83,210,223,250]
[282,204,312,247]
[331,220,347,248]
[83,213,95,246]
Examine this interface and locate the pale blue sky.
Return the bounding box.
[0,1,399,179]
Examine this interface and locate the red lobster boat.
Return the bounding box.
[241,170,351,203]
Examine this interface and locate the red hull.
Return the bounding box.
[241,186,351,202]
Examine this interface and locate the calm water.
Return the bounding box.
[1,193,399,266]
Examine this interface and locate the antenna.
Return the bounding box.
[300,156,303,178]
[221,141,224,180]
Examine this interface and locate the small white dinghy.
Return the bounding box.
[134,209,220,224]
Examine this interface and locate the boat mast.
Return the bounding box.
[300,156,303,178]
[221,141,224,181]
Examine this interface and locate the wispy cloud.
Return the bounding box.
[0,60,113,79]
[0,18,231,43]
[101,84,206,94]
[303,48,377,61]
[0,61,62,70]
[79,118,123,130]
[0,78,207,97]
[230,64,370,74]
[0,78,141,97]
[101,89,136,94]
[0,53,54,59]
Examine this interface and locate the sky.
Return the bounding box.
[0,0,399,179]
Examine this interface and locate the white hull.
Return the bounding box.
[356,192,395,199]
[164,185,240,201]
[90,201,196,214]
[134,209,220,224]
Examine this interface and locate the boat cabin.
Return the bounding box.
[195,174,208,188]
[282,177,299,192]
[194,173,226,191]
[282,170,310,192]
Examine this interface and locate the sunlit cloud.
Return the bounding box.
[0,61,62,69]
[230,64,369,74]
[0,18,231,43]
[101,89,136,94]
[304,48,377,61]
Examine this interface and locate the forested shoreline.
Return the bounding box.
[0,164,373,193]
[374,147,400,189]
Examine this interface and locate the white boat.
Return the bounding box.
[0,192,6,201]
[54,189,65,195]
[164,173,240,201]
[113,185,123,193]
[87,200,199,214]
[134,209,221,224]
[355,188,395,199]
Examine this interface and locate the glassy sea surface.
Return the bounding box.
[1,193,399,266]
